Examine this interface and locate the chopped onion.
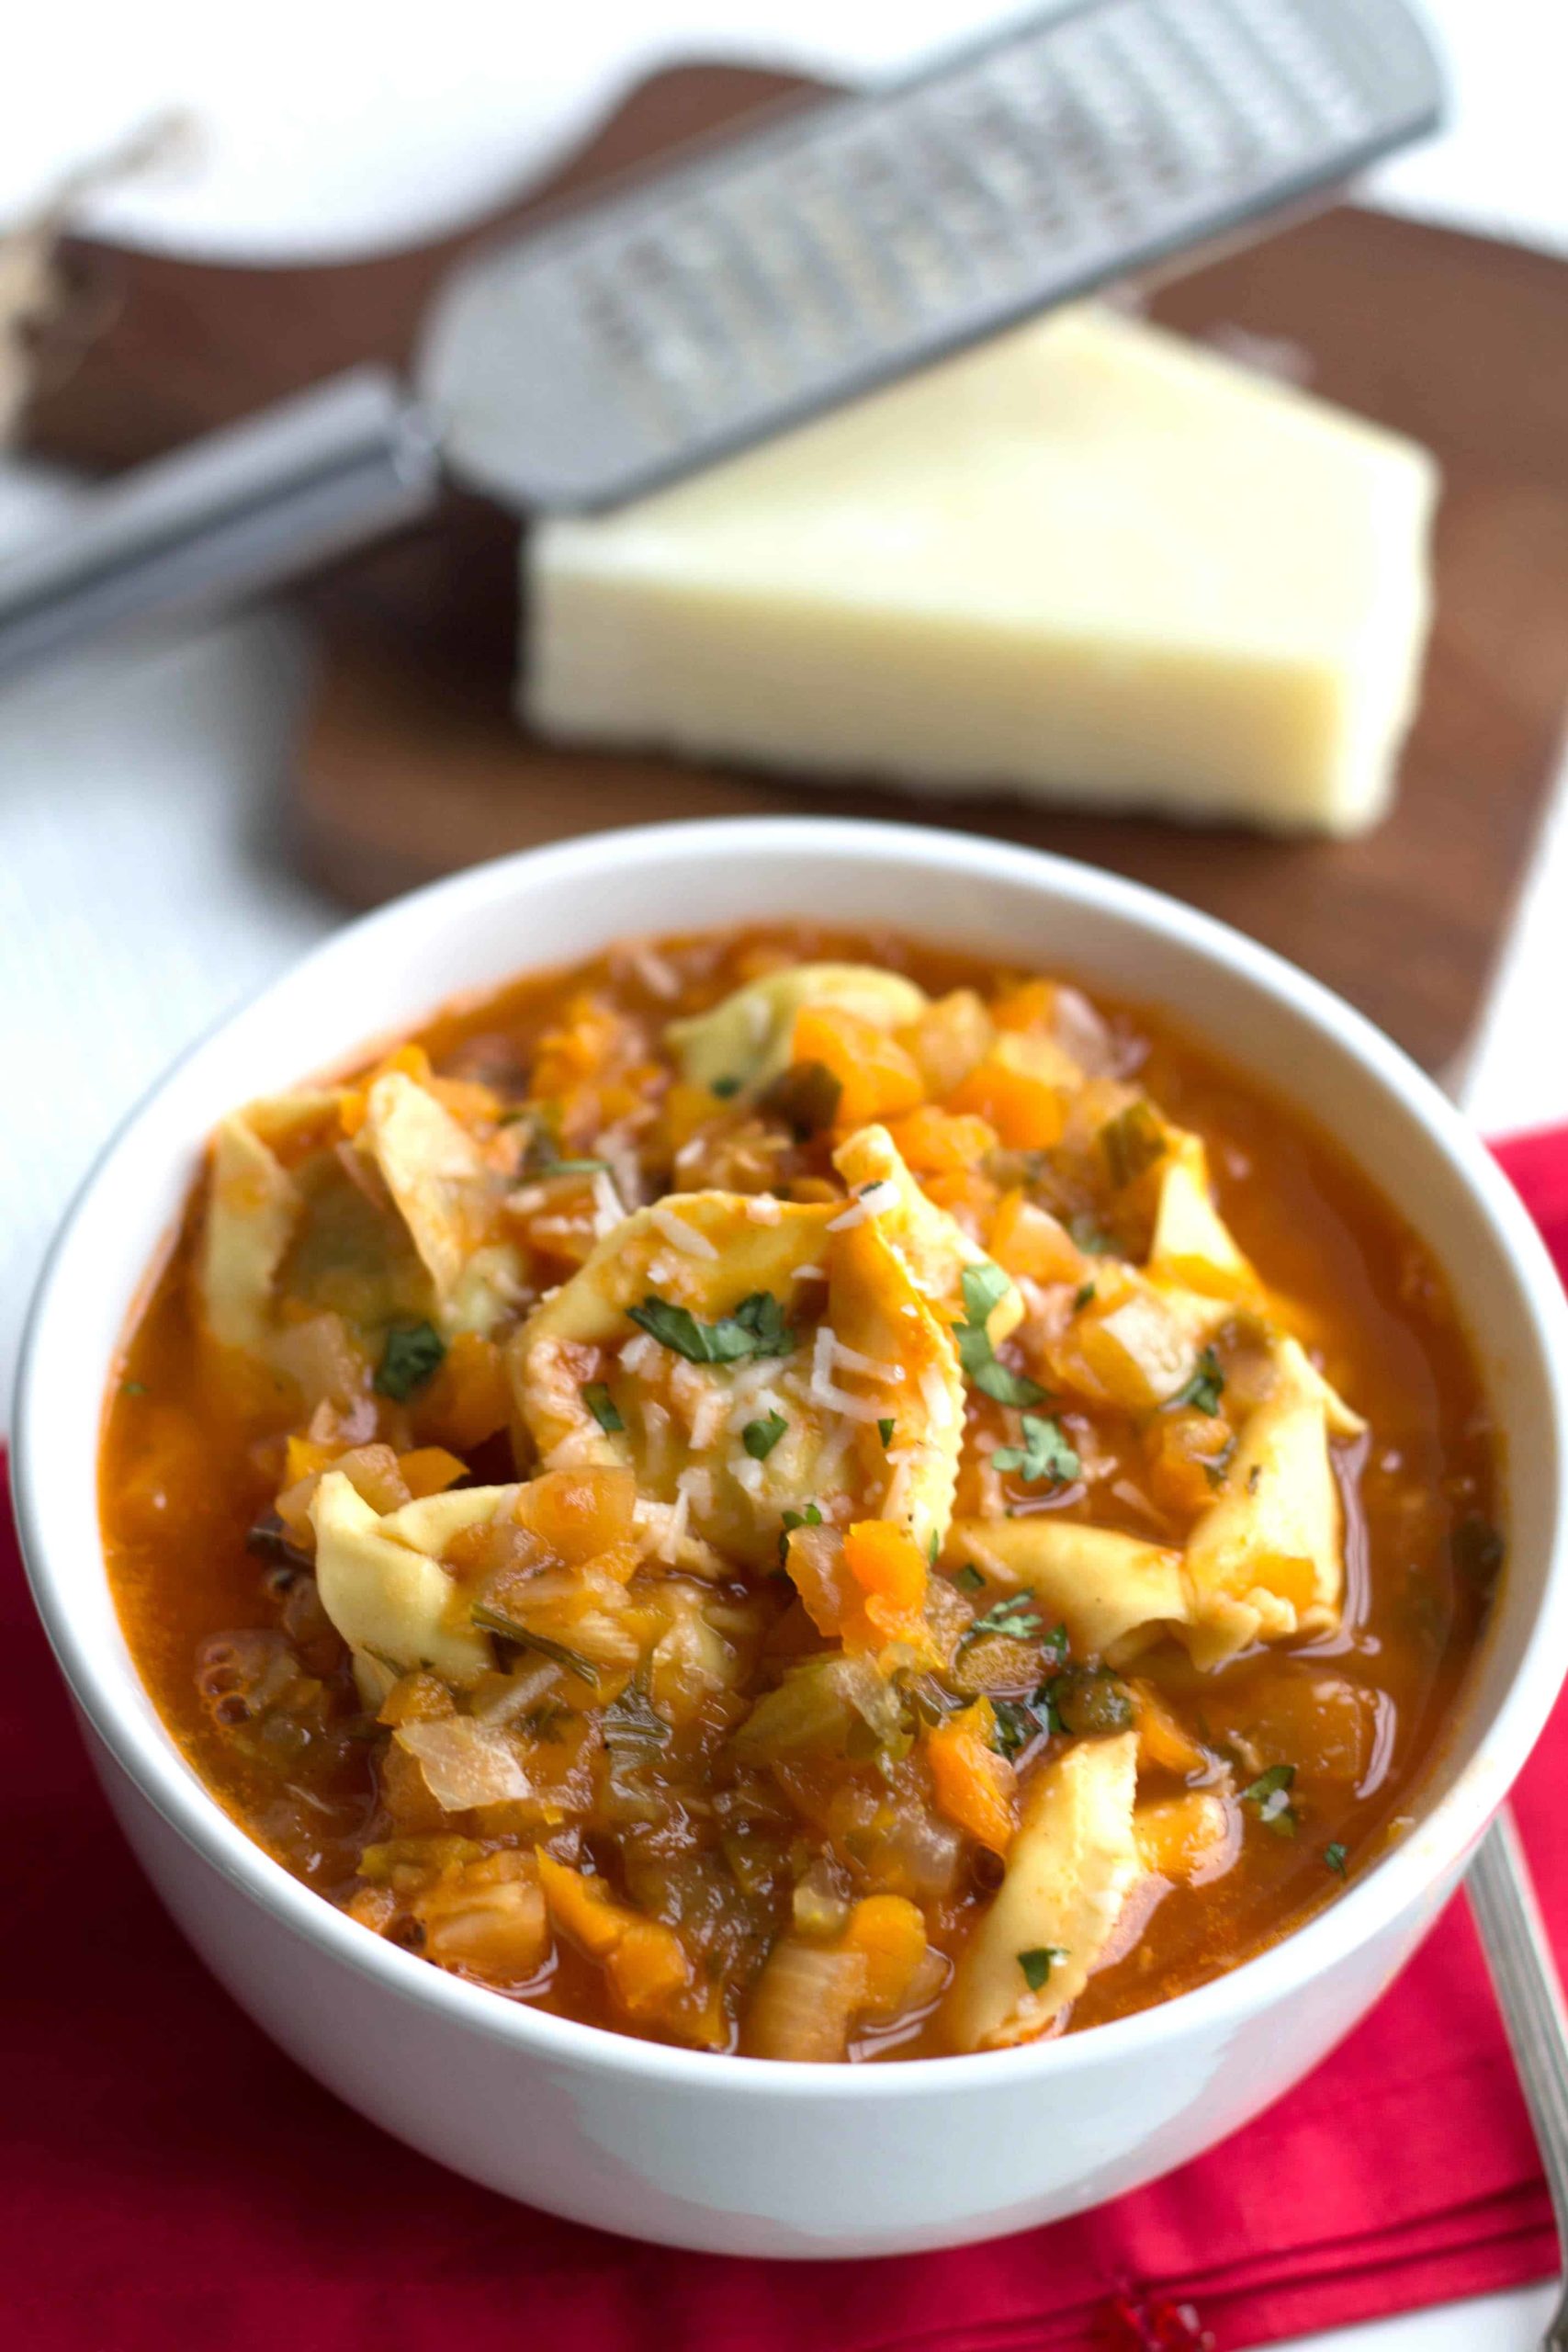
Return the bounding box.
[396,1719,535,1809]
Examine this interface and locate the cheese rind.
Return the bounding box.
[524,307,1438,835]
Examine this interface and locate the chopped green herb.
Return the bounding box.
[1240,1763,1297,1837]
[1100,1101,1167,1190]
[1324,1842,1348,1877]
[990,1690,1064,1759]
[954,1261,1046,1408]
[711,1075,742,1099]
[1202,1439,1237,1491]
[953,1563,987,1596]
[743,1409,788,1461]
[119,1379,148,1397]
[1452,1514,1505,1587]
[1068,1214,1118,1256]
[991,1411,1080,1487]
[877,1416,896,1449]
[603,1679,671,1757]
[1017,1945,1067,1993]
[961,1261,1012,1323]
[628,1289,794,1366]
[583,1381,625,1434]
[1040,1621,1070,1670]
[928,1530,941,1566]
[540,1157,612,1176]
[1072,1283,1096,1313]
[472,1604,600,1689]
[960,1593,1043,1652]
[1171,1346,1226,1417]
[374,1319,446,1402]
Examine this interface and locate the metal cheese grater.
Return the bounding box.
[0,0,1443,678]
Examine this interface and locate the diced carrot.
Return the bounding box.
[1253,1552,1320,1611]
[926,1701,1019,1856]
[841,1520,930,1652]
[606,1918,692,2015]
[1142,1409,1231,1521]
[989,1189,1085,1283]
[840,1894,929,2013]
[284,1434,337,1487]
[415,1331,511,1451]
[662,1080,722,1150]
[989,978,1056,1034]
[881,1105,998,1174]
[536,1850,624,1959]
[397,1446,469,1499]
[1131,1679,1209,1778]
[922,1168,998,1236]
[791,1004,925,1128]
[947,1048,1066,1149]
[1134,1792,1233,1883]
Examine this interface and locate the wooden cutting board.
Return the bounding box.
[25,65,1568,1079]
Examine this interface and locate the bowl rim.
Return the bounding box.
[16,811,1568,2101]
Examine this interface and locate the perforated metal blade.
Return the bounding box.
[423,0,1443,513]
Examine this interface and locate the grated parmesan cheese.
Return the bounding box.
[825,1179,898,1232]
[591,1170,626,1238]
[650,1204,720,1260]
[632,945,680,1000]
[919,1363,956,1430]
[743,1193,783,1225]
[621,1332,660,1376]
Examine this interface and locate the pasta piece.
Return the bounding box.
[943,1731,1140,2051]
[510,1186,963,1570]
[1181,1341,1347,1668]
[199,1114,301,1351]
[952,1518,1189,1664]
[832,1123,1021,1341]
[1145,1134,1261,1303]
[665,963,927,1097]
[355,1070,522,1336]
[310,1472,500,1693]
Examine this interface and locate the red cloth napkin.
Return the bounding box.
[6,1127,1566,2352]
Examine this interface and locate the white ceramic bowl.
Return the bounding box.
[17,817,1568,2257]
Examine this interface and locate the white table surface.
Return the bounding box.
[3,7,1564,2345]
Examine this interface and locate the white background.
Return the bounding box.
[2,6,1564,2346]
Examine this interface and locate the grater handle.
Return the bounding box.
[0,367,442,684]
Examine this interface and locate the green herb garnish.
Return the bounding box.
[374,1319,446,1402]
[583,1381,625,1434]
[471,1603,601,1689]
[1171,1346,1225,1417]
[1072,1283,1096,1313]
[877,1416,896,1449]
[954,1261,1046,1408]
[991,1412,1080,1487]
[960,1593,1043,1653]
[1068,1214,1118,1256]
[953,1563,987,1596]
[1018,1945,1067,1993]
[743,1409,788,1461]
[629,1289,794,1366]
[1241,1763,1297,1837]
[711,1075,742,1099]
[1324,1842,1348,1877]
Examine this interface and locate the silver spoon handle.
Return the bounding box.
[1468,1806,1568,2263]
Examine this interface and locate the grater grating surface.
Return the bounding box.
[426,0,1443,511]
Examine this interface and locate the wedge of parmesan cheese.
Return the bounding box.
[525,305,1438,835]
